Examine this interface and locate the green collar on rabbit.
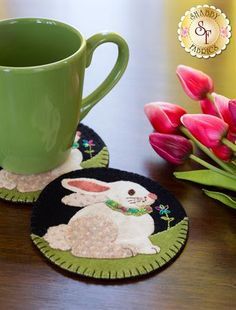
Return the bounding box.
[105,199,153,216]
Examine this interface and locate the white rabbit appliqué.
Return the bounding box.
[43,178,161,258]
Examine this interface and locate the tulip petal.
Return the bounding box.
[149,132,192,165]
[145,103,175,133]
[144,102,186,133]
[181,114,229,148]
[176,65,214,100]
[157,102,186,126]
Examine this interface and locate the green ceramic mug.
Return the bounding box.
[0,18,129,174]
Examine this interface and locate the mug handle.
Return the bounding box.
[80,32,129,120]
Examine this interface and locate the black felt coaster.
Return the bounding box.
[31,167,188,279]
[0,124,109,204]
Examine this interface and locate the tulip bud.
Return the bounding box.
[176,65,214,100]
[149,132,193,165]
[181,114,228,148]
[144,102,186,134]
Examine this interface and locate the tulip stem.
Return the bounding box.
[180,127,235,174]
[189,154,236,180]
[206,93,222,118]
[222,138,236,152]
[206,93,215,104]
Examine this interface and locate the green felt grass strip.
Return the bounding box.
[0,187,40,203]
[31,217,188,279]
[81,147,109,168]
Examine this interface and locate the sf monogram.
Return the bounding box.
[195,21,211,44]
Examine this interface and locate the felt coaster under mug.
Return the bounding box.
[31,168,189,280]
[0,124,109,204]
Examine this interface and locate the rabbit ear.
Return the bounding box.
[61,178,110,194]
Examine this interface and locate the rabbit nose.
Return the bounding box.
[148,193,157,200]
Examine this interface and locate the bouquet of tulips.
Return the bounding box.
[144,65,236,209]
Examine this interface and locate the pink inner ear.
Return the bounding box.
[67,180,110,192]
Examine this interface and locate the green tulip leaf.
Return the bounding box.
[174,169,236,191]
[203,189,236,209]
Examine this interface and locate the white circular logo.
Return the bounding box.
[178,5,231,58]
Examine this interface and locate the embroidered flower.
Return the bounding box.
[156,204,170,215]
[181,27,189,38]
[156,204,174,229]
[220,27,229,38]
[82,139,95,148]
[82,139,95,158]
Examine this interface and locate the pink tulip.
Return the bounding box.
[149,132,193,165]
[144,102,186,134]
[211,144,232,161]
[176,65,214,100]
[181,114,228,148]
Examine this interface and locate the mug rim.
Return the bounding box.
[0,17,86,71]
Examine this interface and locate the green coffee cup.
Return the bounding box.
[0,18,129,174]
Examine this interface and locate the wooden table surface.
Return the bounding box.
[0,1,235,309]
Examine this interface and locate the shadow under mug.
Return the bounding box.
[0,18,129,174]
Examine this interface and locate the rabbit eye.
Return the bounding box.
[128,189,135,196]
